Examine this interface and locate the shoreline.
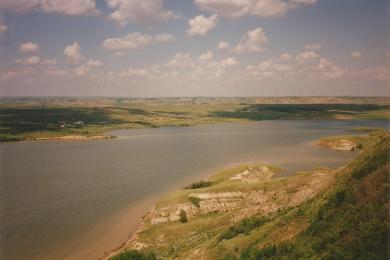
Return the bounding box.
[0,134,115,143]
[102,139,359,259]
[2,117,388,144]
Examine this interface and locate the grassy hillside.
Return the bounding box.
[1,97,389,141]
[110,133,389,259]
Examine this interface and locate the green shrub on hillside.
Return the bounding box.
[110,250,156,260]
[219,216,269,241]
[184,180,212,189]
[179,209,188,223]
[188,196,201,208]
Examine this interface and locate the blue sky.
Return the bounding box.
[0,0,389,97]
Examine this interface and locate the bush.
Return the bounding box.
[179,209,188,223]
[188,196,201,208]
[110,250,156,260]
[184,180,212,189]
[219,216,268,241]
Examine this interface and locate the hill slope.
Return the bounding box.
[111,134,389,260]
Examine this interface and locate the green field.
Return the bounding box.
[1,97,389,141]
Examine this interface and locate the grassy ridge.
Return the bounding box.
[111,133,389,259]
[239,136,389,259]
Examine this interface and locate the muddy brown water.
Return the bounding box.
[0,120,388,259]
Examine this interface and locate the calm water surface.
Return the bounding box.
[0,120,388,259]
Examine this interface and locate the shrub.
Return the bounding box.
[219,216,268,241]
[110,250,156,260]
[184,180,212,189]
[188,196,201,208]
[179,209,188,223]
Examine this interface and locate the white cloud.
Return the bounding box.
[199,51,214,60]
[0,19,7,36]
[166,53,195,68]
[194,0,317,18]
[19,42,39,53]
[155,33,176,42]
[304,43,321,50]
[187,14,218,36]
[106,0,174,26]
[220,57,238,67]
[217,41,230,50]
[16,55,41,65]
[246,59,295,79]
[351,51,362,60]
[251,0,288,17]
[164,52,238,79]
[357,65,390,81]
[74,64,90,76]
[231,27,268,53]
[102,32,175,51]
[316,58,345,79]
[296,50,320,62]
[87,59,103,67]
[279,52,292,61]
[0,70,17,81]
[0,0,98,15]
[63,42,85,64]
[120,67,155,78]
[41,58,57,66]
[39,0,98,15]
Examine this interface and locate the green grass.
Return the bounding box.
[317,128,389,150]
[239,136,389,259]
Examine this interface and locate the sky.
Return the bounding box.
[0,0,389,97]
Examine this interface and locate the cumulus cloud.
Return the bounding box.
[220,57,238,67]
[187,14,218,36]
[0,70,17,81]
[74,64,90,76]
[244,46,349,81]
[102,32,175,51]
[246,59,295,79]
[87,59,103,67]
[194,0,317,18]
[296,50,320,62]
[363,65,390,81]
[120,66,161,78]
[15,55,41,65]
[63,42,85,64]
[166,53,195,68]
[217,41,230,50]
[19,42,39,53]
[0,19,7,36]
[351,51,362,60]
[106,0,174,26]
[164,52,238,79]
[316,58,345,79]
[0,0,99,15]
[231,27,268,53]
[279,52,292,61]
[304,43,321,50]
[41,58,57,66]
[199,51,214,61]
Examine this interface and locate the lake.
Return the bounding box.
[0,120,388,260]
